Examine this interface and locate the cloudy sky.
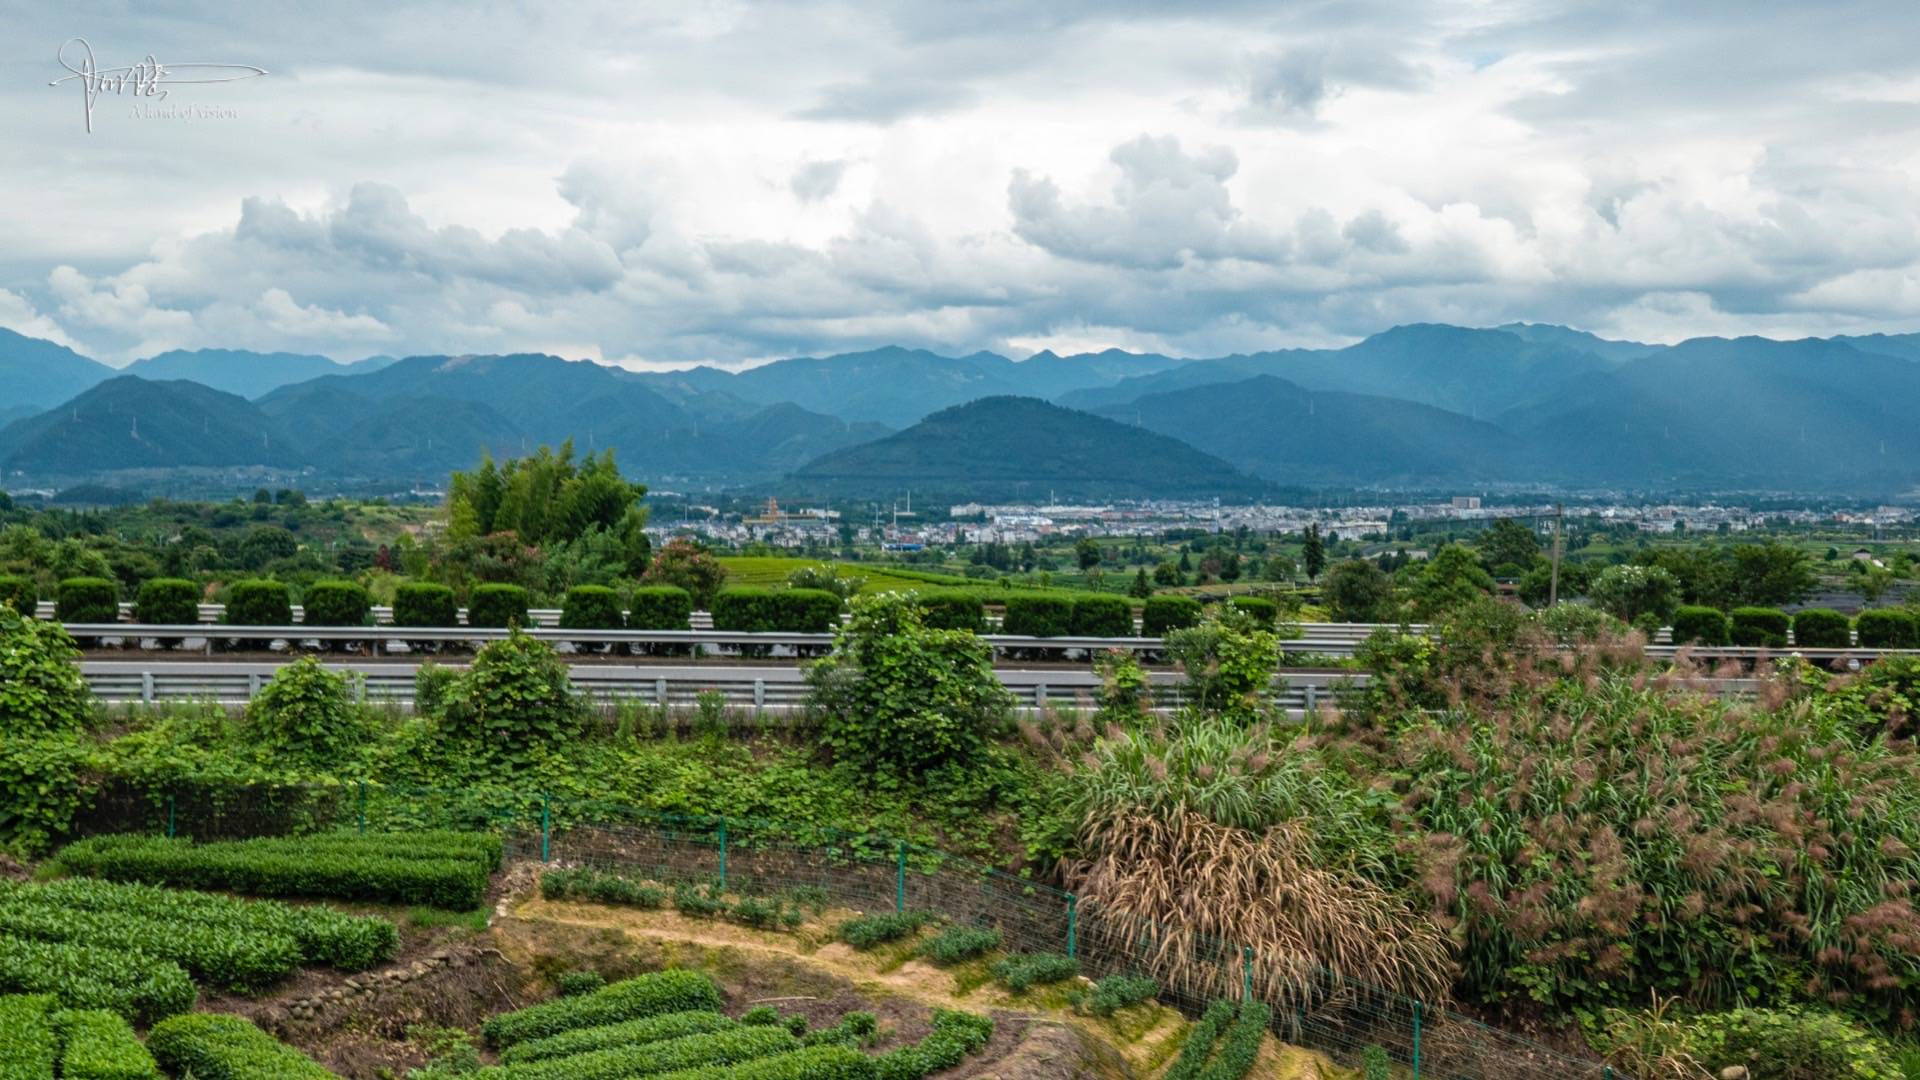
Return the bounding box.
[5,1,1920,367]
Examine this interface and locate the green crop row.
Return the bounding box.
[147,1013,333,1080]
[1165,999,1268,1080]
[501,1010,736,1065]
[54,1008,159,1080]
[56,833,493,909]
[872,1010,993,1080]
[648,1044,875,1080]
[8,877,396,971]
[0,937,195,1025]
[0,994,57,1079]
[483,971,725,1048]
[641,1010,990,1080]
[989,952,1079,992]
[0,899,299,993]
[479,1026,797,1080]
[834,912,929,950]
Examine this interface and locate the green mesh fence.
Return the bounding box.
[71,780,1613,1080]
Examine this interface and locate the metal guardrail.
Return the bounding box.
[77,659,1364,717]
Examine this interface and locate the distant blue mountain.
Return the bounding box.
[123,349,393,400]
[0,328,115,409]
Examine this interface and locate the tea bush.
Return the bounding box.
[481,970,723,1047]
[147,1013,331,1079]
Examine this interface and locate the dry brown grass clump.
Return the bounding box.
[1067,810,1452,1012]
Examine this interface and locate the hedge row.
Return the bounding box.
[394,582,459,627]
[1791,608,1852,648]
[1669,605,1920,649]
[56,578,118,623]
[0,897,300,993]
[1142,595,1202,635]
[147,1013,331,1080]
[560,586,624,629]
[710,589,842,633]
[501,1009,737,1064]
[1670,606,1731,646]
[0,935,195,1025]
[1164,999,1267,1080]
[1729,606,1790,648]
[1001,595,1147,637]
[913,591,986,633]
[629,586,695,630]
[56,832,498,909]
[302,580,372,627]
[224,580,293,625]
[134,579,200,625]
[12,876,396,971]
[53,1007,157,1080]
[470,583,532,628]
[483,970,724,1048]
[1858,608,1920,648]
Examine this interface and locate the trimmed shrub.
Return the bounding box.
[557,970,606,997]
[1143,595,1203,636]
[1227,596,1279,627]
[301,580,371,627]
[1856,608,1920,649]
[0,895,301,993]
[500,1009,736,1064]
[836,911,929,950]
[560,585,624,630]
[468,583,531,628]
[133,578,199,625]
[482,970,724,1048]
[0,936,195,1024]
[1730,606,1790,648]
[393,582,459,627]
[1791,608,1852,649]
[990,952,1079,992]
[915,590,986,633]
[1070,594,1135,637]
[52,1008,159,1080]
[1670,605,1732,646]
[56,578,118,623]
[627,586,694,630]
[0,993,56,1078]
[0,575,34,613]
[1165,1000,1235,1080]
[1085,974,1158,1016]
[55,832,494,909]
[491,1025,798,1080]
[1198,999,1271,1080]
[1000,594,1073,637]
[223,580,292,625]
[147,1013,331,1080]
[873,1009,994,1080]
[539,868,665,909]
[921,926,1002,966]
[711,588,842,633]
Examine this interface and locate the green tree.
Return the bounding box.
[1301,525,1326,582]
[1408,544,1495,618]
[1164,609,1286,723]
[1476,518,1541,574]
[641,538,728,609]
[1324,559,1396,623]
[805,593,1014,783]
[1129,567,1153,598]
[1075,537,1102,571]
[1589,563,1682,625]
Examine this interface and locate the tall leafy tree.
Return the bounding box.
[1301,524,1326,582]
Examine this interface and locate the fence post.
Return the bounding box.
[752,678,765,716]
[717,817,729,891]
[166,793,176,838]
[356,780,366,836]
[539,795,551,863]
[1065,894,1077,958]
[1411,1000,1422,1080]
[894,842,907,913]
[1241,946,1253,1000]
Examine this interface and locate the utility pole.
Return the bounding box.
[1548,503,1565,606]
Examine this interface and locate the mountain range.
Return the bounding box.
[2,323,1919,497]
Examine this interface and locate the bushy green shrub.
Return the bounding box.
[1070,594,1135,636]
[1000,594,1073,637]
[800,1011,875,1048]
[989,952,1078,992]
[481,970,724,1047]
[500,1008,735,1064]
[0,935,195,1024]
[247,657,365,764]
[1791,608,1852,648]
[468,583,531,628]
[1730,606,1790,647]
[1856,608,1920,648]
[53,1007,157,1080]
[1196,999,1269,1080]
[1084,974,1158,1016]
[730,895,805,931]
[147,1013,331,1079]
[1670,605,1732,646]
[0,576,34,613]
[133,578,199,624]
[560,585,624,630]
[556,970,606,997]
[443,631,582,761]
[806,594,1013,780]
[1142,595,1203,636]
[0,993,56,1077]
[0,892,300,993]
[1361,1045,1392,1080]
[626,586,694,630]
[56,578,118,623]
[1685,1007,1899,1080]
[914,590,986,633]
[393,582,459,627]
[836,911,929,950]
[672,883,730,919]
[0,606,91,737]
[872,1009,993,1080]
[302,580,371,627]
[223,579,292,625]
[712,588,842,633]
[1164,1000,1234,1080]
[1226,596,1278,627]
[920,926,1001,966]
[55,832,493,909]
